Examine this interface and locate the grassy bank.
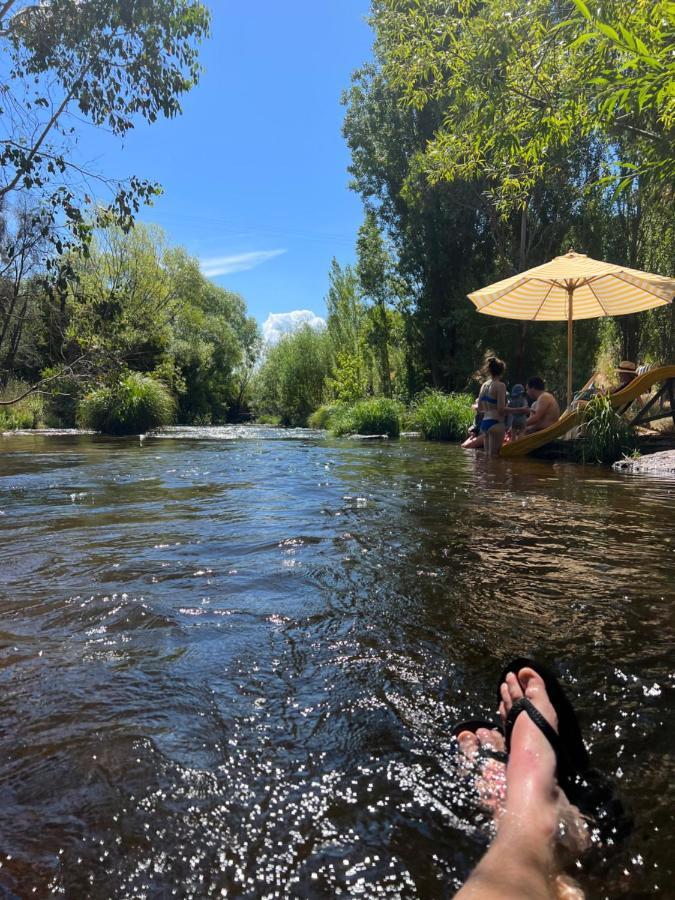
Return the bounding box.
[0,380,45,431]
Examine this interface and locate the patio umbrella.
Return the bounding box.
[467,250,675,406]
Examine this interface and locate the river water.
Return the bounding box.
[0,427,672,899]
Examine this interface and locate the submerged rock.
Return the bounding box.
[613,448,675,476]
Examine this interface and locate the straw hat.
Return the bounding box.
[617,360,637,374]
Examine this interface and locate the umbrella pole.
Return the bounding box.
[567,285,574,407]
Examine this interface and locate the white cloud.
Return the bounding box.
[263,310,326,345]
[199,249,286,278]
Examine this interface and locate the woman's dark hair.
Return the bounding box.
[486,356,505,377]
[527,376,545,391]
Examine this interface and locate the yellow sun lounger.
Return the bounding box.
[500,365,675,458]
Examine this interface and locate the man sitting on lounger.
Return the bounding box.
[523,377,561,433]
[611,360,638,393]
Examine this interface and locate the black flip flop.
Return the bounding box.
[453,719,507,764]
[497,657,589,793]
[497,657,631,845]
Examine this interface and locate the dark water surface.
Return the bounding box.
[0,428,672,899]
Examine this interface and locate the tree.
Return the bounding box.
[36,224,260,424]
[252,326,332,426]
[356,211,398,397]
[325,259,368,402]
[0,204,52,382]
[0,0,210,254]
[164,249,260,423]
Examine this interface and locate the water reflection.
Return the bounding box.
[0,430,672,897]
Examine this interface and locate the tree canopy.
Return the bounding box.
[0,0,210,254]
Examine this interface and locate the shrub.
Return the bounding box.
[411,390,474,441]
[78,372,175,435]
[580,393,638,464]
[0,379,44,430]
[330,397,402,437]
[307,403,342,430]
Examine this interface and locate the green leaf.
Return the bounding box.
[596,22,621,44]
[570,0,592,21]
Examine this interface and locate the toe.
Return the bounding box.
[518,667,546,701]
[490,729,506,753]
[475,727,495,747]
[476,727,505,753]
[506,670,524,702]
[498,700,506,725]
[500,681,511,712]
[457,731,479,761]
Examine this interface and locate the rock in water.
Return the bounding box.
[613,449,675,476]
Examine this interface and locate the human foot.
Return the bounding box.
[498,668,590,859]
[456,727,507,820]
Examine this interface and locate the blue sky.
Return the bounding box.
[75,1,373,335]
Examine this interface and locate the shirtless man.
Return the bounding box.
[523,377,560,433]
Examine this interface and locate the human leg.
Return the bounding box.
[485,423,505,457]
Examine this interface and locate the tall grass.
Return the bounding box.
[307,403,342,430]
[0,379,44,430]
[329,398,402,437]
[580,393,638,464]
[410,391,474,441]
[78,372,175,435]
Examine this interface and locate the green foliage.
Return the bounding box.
[50,224,261,424]
[356,212,398,397]
[251,326,332,427]
[326,352,366,403]
[569,0,675,187]
[375,0,673,209]
[77,372,175,435]
[329,398,403,438]
[307,404,341,430]
[580,393,639,464]
[410,391,474,442]
[0,380,44,430]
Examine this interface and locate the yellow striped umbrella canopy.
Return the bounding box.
[467,250,675,405]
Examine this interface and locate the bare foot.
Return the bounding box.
[456,728,507,821]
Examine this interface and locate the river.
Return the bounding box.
[0,427,672,898]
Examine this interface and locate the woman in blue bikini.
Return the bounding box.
[477,357,508,457]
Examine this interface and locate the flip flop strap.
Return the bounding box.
[481,748,508,764]
[505,697,566,765]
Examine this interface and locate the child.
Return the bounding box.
[506,383,529,441]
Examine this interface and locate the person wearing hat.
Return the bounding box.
[611,360,637,393]
[506,383,529,441]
